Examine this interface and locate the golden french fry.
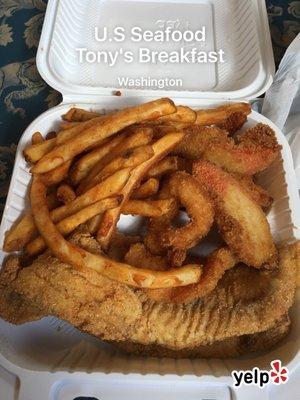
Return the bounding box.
[31,132,44,145]
[2,192,59,252]
[30,175,201,288]
[147,156,186,178]
[157,106,196,124]
[195,103,251,126]
[56,116,105,145]
[131,178,159,199]
[122,199,175,217]
[40,161,71,186]
[23,139,56,163]
[78,145,154,194]
[50,168,130,223]
[70,135,125,185]
[57,184,76,204]
[84,140,155,231]
[4,170,128,253]
[27,197,173,254]
[31,99,176,174]
[26,196,121,256]
[78,126,153,188]
[160,121,193,130]
[87,214,103,234]
[79,130,154,230]
[97,131,185,250]
[87,178,159,234]
[24,115,106,163]
[60,121,82,130]
[62,108,102,122]
[152,124,179,138]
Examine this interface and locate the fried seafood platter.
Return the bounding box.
[0,98,298,358]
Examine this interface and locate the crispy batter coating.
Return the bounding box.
[167,248,187,267]
[193,161,276,267]
[0,257,44,324]
[0,233,297,354]
[203,123,281,175]
[117,314,291,358]
[238,123,279,148]
[125,243,169,271]
[160,172,214,250]
[144,178,179,255]
[129,244,296,351]
[107,232,141,261]
[232,174,273,209]
[173,126,228,160]
[145,172,214,257]
[1,229,142,341]
[215,111,247,134]
[146,247,237,303]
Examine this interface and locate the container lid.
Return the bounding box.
[37,0,275,101]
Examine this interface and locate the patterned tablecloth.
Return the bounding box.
[0,0,299,216]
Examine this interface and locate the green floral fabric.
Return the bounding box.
[0,1,61,215]
[267,1,300,63]
[0,0,299,217]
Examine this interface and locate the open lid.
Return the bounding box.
[37,0,275,101]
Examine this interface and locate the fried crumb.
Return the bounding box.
[216,112,247,134]
[237,123,281,150]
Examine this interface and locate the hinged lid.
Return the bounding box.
[37,0,274,101]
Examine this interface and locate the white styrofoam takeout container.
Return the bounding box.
[0,0,300,399]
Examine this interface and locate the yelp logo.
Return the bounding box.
[232,360,289,388]
[270,360,288,384]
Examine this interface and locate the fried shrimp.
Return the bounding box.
[193,161,276,267]
[160,172,214,250]
[146,247,237,303]
[125,243,169,271]
[145,172,214,256]
[203,123,281,175]
[144,180,179,256]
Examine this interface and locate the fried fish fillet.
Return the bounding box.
[232,174,273,209]
[128,244,296,351]
[0,230,297,355]
[193,160,276,267]
[0,256,43,324]
[0,229,142,341]
[116,313,291,358]
[202,123,281,175]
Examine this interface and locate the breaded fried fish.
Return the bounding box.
[0,230,297,356]
[193,160,276,267]
[203,123,281,175]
